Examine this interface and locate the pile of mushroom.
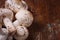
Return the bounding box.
[0,0,33,40]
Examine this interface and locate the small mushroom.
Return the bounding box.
[5,0,28,13]
[0,8,14,28]
[14,26,29,40]
[3,17,16,33]
[0,28,8,40]
[15,9,33,27]
[0,8,14,21]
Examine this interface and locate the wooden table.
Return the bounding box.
[0,0,60,40]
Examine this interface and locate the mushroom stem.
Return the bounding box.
[13,20,20,27]
[3,17,16,33]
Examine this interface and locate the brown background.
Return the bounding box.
[0,0,60,40]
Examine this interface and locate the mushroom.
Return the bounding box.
[15,9,33,27]
[3,17,16,33]
[0,28,8,40]
[0,8,14,28]
[5,0,28,13]
[0,8,14,21]
[14,26,29,40]
[0,9,16,40]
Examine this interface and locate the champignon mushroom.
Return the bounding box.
[3,17,16,33]
[15,9,33,27]
[0,8,13,21]
[0,28,8,40]
[14,26,29,40]
[5,0,28,13]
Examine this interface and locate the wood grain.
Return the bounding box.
[0,0,60,40]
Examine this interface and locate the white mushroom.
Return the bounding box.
[0,8,14,28]
[15,9,33,27]
[5,0,28,13]
[14,26,29,40]
[3,17,16,33]
[0,8,13,21]
[0,28,8,40]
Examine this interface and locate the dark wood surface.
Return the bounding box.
[0,0,60,40]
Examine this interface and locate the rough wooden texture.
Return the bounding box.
[0,0,60,40]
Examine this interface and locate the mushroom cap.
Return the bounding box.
[15,9,33,27]
[0,8,13,21]
[0,28,8,40]
[5,0,28,13]
[14,26,29,40]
